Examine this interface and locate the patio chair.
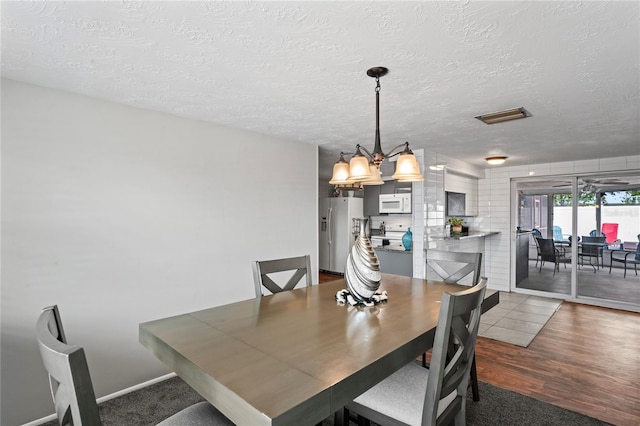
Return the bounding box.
[552,226,564,241]
[601,223,618,244]
[578,236,606,271]
[536,237,570,276]
[609,242,640,277]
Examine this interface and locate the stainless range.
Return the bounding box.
[370,224,409,251]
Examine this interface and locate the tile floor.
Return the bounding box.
[479,292,563,347]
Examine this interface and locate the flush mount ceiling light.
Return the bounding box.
[329,67,424,188]
[475,107,530,125]
[485,156,508,165]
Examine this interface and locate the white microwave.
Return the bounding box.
[379,193,412,214]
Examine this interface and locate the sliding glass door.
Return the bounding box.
[515,178,573,296]
[513,173,640,311]
[575,174,640,307]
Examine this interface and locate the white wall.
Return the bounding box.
[1,79,319,425]
[554,205,640,243]
[480,157,640,292]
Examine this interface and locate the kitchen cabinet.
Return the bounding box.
[380,181,411,194]
[363,185,380,216]
[375,249,413,277]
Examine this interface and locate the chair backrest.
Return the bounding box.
[601,223,618,244]
[628,241,640,261]
[422,278,488,425]
[536,237,559,262]
[552,226,563,241]
[531,228,542,237]
[426,250,482,286]
[581,236,605,255]
[252,255,312,297]
[36,306,101,426]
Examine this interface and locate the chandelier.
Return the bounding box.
[329,67,424,188]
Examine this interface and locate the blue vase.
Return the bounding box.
[402,228,412,251]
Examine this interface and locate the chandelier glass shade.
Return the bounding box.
[329,67,424,187]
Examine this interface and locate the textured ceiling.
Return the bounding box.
[2,1,639,180]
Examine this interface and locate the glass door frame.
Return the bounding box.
[511,178,578,301]
[511,175,640,312]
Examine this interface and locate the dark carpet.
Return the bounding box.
[41,375,610,426]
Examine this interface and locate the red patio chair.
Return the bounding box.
[601,223,618,244]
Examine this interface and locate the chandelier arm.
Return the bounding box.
[355,144,374,160]
[385,142,411,158]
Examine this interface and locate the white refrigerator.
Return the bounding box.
[319,197,364,274]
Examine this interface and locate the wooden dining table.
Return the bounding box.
[139,274,499,426]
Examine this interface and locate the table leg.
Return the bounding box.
[334,407,347,426]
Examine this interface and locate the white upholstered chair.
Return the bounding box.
[344,278,488,426]
[36,305,234,426]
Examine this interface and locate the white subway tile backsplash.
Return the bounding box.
[573,159,600,173]
[599,157,627,171]
[626,155,640,169]
[528,164,552,175]
[549,161,574,174]
[508,166,530,177]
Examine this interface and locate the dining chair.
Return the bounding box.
[252,254,312,297]
[36,305,234,426]
[609,242,640,277]
[536,237,570,276]
[425,249,482,402]
[344,278,488,426]
[426,250,482,287]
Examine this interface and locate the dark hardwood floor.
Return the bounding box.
[319,271,343,283]
[318,272,640,425]
[475,302,640,426]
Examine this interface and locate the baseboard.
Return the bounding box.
[24,373,177,426]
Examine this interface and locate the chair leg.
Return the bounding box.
[471,355,480,401]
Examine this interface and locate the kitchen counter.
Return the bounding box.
[373,247,413,277]
[443,231,500,240]
[373,246,412,254]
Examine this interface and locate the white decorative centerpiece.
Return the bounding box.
[343,218,383,305]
